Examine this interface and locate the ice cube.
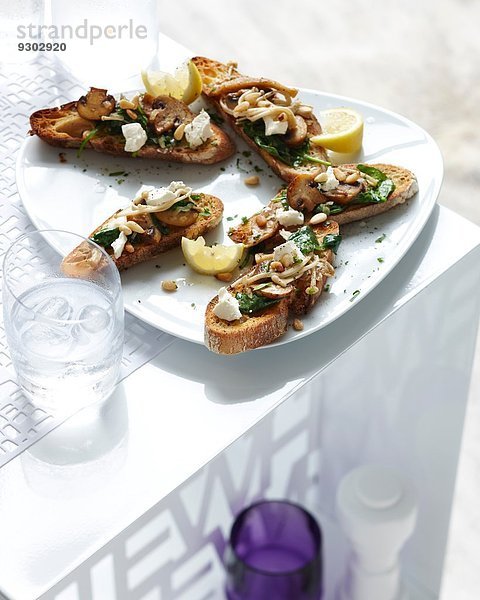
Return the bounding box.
[21,321,71,358]
[78,305,111,333]
[34,296,74,322]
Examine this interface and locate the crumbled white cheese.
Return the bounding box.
[111,231,128,259]
[276,207,304,227]
[122,123,147,152]
[318,166,339,192]
[279,229,292,241]
[130,181,193,213]
[273,240,304,264]
[184,110,213,148]
[213,287,242,322]
[263,115,288,136]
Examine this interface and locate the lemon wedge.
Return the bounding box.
[311,108,364,153]
[141,60,202,105]
[182,237,245,275]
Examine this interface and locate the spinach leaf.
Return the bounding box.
[242,120,329,168]
[357,164,387,183]
[77,128,98,158]
[321,233,342,254]
[355,178,395,204]
[313,202,344,216]
[289,226,320,254]
[206,109,224,125]
[90,227,120,248]
[236,292,280,315]
[172,199,195,212]
[150,213,170,235]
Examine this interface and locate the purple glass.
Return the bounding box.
[225,500,323,600]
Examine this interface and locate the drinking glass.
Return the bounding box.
[2,230,124,411]
[225,500,323,600]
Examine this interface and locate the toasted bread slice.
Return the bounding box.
[62,193,223,274]
[287,163,418,225]
[205,220,338,354]
[29,98,235,165]
[192,56,328,181]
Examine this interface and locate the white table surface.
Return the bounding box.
[0,204,479,600]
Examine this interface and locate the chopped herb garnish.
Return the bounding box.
[227,216,234,221]
[350,290,361,302]
[241,216,249,224]
[199,208,211,217]
[289,226,320,254]
[108,171,126,177]
[220,167,226,172]
[324,284,331,292]
[236,157,249,173]
[190,194,201,201]
[236,292,280,315]
[375,233,387,243]
[377,257,384,263]
[90,227,120,248]
[242,150,252,157]
[254,165,263,172]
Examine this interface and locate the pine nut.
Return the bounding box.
[125,243,135,253]
[270,261,284,272]
[119,98,136,109]
[162,280,178,292]
[297,105,313,116]
[281,254,293,268]
[309,212,328,225]
[245,175,260,186]
[216,272,233,282]
[314,172,328,183]
[255,213,267,227]
[126,109,137,120]
[293,318,304,331]
[346,172,360,184]
[333,168,346,182]
[174,122,186,141]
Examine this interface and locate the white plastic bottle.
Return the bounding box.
[336,465,418,600]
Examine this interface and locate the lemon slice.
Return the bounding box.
[311,108,364,153]
[182,237,245,275]
[141,60,202,105]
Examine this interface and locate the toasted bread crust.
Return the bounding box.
[330,164,418,225]
[64,194,223,273]
[192,56,328,181]
[29,101,235,164]
[205,220,339,354]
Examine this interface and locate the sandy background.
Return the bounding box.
[159,1,480,598]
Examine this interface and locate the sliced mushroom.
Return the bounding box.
[210,76,298,98]
[77,88,115,120]
[258,283,294,299]
[322,181,365,205]
[54,114,95,138]
[229,202,280,247]
[142,94,192,135]
[287,173,324,212]
[154,208,198,227]
[283,115,308,147]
